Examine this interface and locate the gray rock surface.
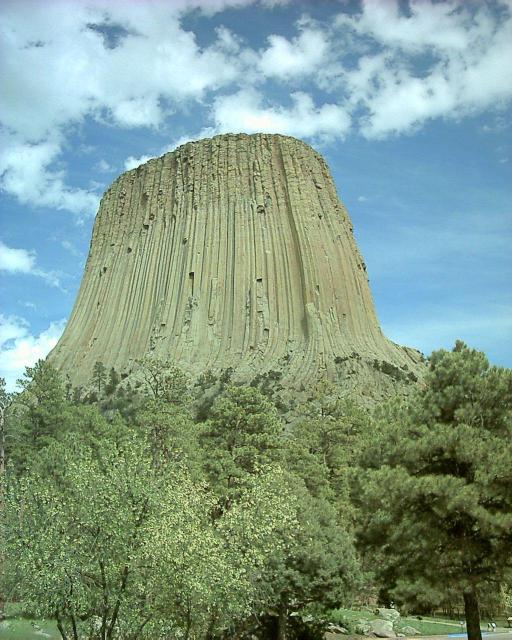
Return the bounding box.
[355,619,372,635]
[326,624,349,634]
[49,133,424,395]
[371,619,397,638]
[400,626,420,636]
[377,608,401,624]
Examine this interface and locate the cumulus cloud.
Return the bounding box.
[0,137,100,217]
[124,154,155,171]
[336,0,512,138]
[259,26,328,79]
[2,0,512,216]
[0,315,66,391]
[212,89,351,140]
[0,0,252,215]
[0,240,35,273]
[0,240,63,288]
[337,0,476,52]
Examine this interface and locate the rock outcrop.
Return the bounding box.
[49,133,423,397]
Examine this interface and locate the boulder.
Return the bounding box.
[377,608,401,624]
[400,626,420,636]
[326,624,349,634]
[371,619,397,638]
[355,619,372,635]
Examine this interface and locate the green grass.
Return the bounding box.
[0,618,60,640]
[328,608,470,636]
[397,617,463,635]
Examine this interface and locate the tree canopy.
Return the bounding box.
[356,342,512,640]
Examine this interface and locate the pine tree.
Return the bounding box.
[8,360,70,470]
[91,361,107,396]
[357,342,512,640]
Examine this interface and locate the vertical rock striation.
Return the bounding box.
[50,133,423,394]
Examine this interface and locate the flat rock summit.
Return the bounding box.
[50,133,423,399]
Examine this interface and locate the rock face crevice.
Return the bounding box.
[50,133,423,394]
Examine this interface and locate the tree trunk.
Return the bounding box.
[276,596,287,640]
[464,588,482,640]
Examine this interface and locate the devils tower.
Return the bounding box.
[50,133,423,397]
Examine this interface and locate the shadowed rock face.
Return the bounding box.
[50,133,423,396]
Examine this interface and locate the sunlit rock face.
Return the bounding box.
[50,133,423,397]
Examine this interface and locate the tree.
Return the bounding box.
[197,384,362,637]
[0,377,11,475]
[91,361,107,396]
[145,466,298,639]
[135,397,201,475]
[7,360,71,471]
[268,390,366,638]
[105,367,121,396]
[0,377,13,621]
[356,342,512,640]
[287,388,369,509]
[137,356,191,405]
[198,385,284,507]
[262,479,361,640]
[3,427,164,640]
[3,416,299,640]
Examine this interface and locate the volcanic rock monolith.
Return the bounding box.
[50,133,423,398]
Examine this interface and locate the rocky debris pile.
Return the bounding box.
[350,608,420,639]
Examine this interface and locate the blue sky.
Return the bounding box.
[1,0,511,390]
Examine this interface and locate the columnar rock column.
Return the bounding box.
[50,133,422,392]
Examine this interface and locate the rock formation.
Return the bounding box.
[49,133,423,398]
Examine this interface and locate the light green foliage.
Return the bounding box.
[4,428,162,640]
[502,583,512,613]
[137,356,191,405]
[197,384,362,634]
[356,342,512,631]
[4,394,299,640]
[135,397,202,476]
[1,376,10,472]
[145,466,298,638]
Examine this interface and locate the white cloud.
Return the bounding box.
[0,1,251,215]
[0,240,63,288]
[0,240,35,273]
[19,301,37,310]
[60,240,83,259]
[1,0,512,216]
[0,137,100,217]
[124,154,155,171]
[95,159,115,173]
[0,315,66,391]
[259,26,328,79]
[212,89,351,141]
[338,0,476,53]
[336,0,512,138]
